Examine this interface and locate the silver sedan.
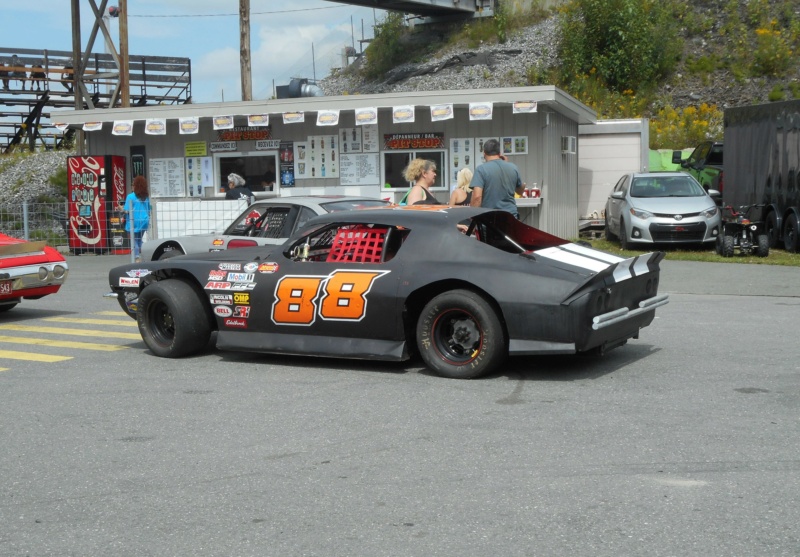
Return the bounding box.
[605,172,721,249]
[141,196,391,261]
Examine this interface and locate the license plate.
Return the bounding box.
[0,280,12,295]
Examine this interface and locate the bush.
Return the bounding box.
[362,13,408,80]
[649,103,723,150]
[557,0,681,93]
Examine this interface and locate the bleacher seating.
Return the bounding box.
[0,47,192,152]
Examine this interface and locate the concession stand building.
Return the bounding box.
[55,86,596,239]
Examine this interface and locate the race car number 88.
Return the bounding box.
[272,270,388,325]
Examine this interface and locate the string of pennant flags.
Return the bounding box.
[53,101,538,137]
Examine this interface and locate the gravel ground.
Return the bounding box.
[0,149,71,208]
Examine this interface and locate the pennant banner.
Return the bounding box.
[53,123,69,132]
[83,122,102,132]
[283,112,304,124]
[354,107,378,126]
[247,114,270,127]
[179,117,199,134]
[112,120,134,136]
[513,101,538,114]
[316,110,340,126]
[212,115,234,130]
[145,118,167,135]
[430,104,453,122]
[469,102,493,121]
[392,105,415,124]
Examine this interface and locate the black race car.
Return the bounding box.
[109,206,668,379]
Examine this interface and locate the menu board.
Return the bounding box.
[149,158,186,198]
[339,153,380,186]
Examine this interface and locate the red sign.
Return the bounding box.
[217,126,272,142]
[383,133,445,150]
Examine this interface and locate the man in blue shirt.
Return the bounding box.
[469,138,521,218]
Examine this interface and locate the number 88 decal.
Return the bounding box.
[272,270,390,325]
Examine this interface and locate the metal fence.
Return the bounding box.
[0,199,248,255]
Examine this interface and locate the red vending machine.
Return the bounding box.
[66,155,129,254]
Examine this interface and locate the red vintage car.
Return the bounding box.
[0,233,69,312]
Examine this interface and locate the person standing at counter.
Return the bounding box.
[403,159,442,205]
[224,173,254,204]
[123,175,151,262]
[470,138,521,218]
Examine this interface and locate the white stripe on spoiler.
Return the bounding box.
[534,245,658,283]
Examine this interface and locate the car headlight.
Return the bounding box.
[629,207,653,220]
[701,206,719,218]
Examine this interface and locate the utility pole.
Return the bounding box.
[119,0,130,107]
[239,0,252,101]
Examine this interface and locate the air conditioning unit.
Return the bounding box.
[561,136,577,154]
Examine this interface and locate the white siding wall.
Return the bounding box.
[578,119,648,219]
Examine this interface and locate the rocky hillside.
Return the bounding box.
[321,3,799,113]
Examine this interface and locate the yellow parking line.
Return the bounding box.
[0,324,141,340]
[44,316,138,327]
[0,335,129,351]
[0,367,8,372]
[95,311,127,316]
[0,350,72,362]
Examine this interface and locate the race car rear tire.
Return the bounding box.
[137,279,211,358]
[416,289,506,379]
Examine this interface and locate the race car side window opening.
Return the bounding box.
[287,223,409,263]
[383,150,445,189]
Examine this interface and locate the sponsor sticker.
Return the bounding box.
[214,306,233,317]
[208,270,226,280]
[233,306,251,318]
[231,282,257,291]
[227,273,255,282]
[218,263,242,271]
[243,262,259,273]
[233,292,250,304]
[125,269,151,278]
[212,238,224,246]
[119,277,139,287]
[205,281,232,289]
[258,262,279,273]
[210,294,233,305]
[224,318,248,328]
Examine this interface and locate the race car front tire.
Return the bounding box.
[416,289,506,379]
[137,279,211,358]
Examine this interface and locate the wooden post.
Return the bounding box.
[119,0,130,107]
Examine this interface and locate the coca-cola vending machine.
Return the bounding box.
[66,155,128,254]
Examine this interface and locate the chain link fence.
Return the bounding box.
[0,199,247,255]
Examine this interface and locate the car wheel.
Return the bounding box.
[137,279,211,358]
[116,291,138,319]
[0,303,18,313]
[722,235,735,257]
[618,219,631,250]
[157,248,184,261]
[766,211,780,248]
[416,289,506,379]
[785,214,799,253]
[604,216,616,241]
[756,234,770,257]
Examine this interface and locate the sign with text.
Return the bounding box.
[383,132,445,150]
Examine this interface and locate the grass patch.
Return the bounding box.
[583,238,800,266]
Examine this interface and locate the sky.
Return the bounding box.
[1,1,388,104]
